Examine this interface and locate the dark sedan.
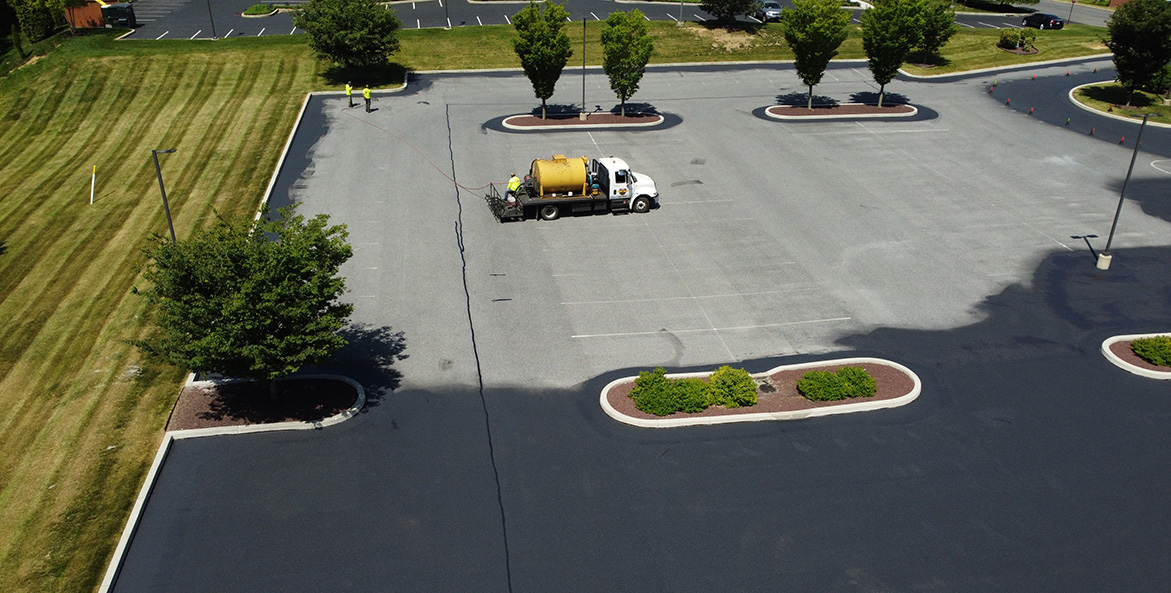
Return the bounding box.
[1022,13,1065,29]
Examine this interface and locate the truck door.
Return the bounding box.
[611,169,629,200]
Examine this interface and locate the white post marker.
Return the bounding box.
[90,165,96,205]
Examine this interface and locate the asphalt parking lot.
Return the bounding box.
[123,0,1089,40]
[110,61,1171,592]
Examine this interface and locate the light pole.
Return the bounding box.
[1097,113,1157,270]
[581,17,587,120]
[152,149,178,245]
[1067,0,1075,25]
[205,0,217,39]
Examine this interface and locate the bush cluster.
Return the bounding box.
[628,366,759,416]
[997,28,1036,51]
[244,3,273,15]
[796,366,876,401]
[1131,335,1171,367]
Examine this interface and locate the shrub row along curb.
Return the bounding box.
[600,357,921,429]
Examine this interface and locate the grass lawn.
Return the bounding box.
[0,20,1112,593]
[902,24,1108,76]
[0,30,327,593]
[1073,83,1171,121]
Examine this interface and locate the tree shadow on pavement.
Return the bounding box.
[775,92,839,107]
[1103,176,1171,226]
[849,91,910,105]
[327,322,408,406]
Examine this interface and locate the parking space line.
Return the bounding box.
[156,31,169,39]
[561,288,819,306]
[190,30,200,39]
[977,21,998,28]
[257,27,265,36]
[571,317,852,339]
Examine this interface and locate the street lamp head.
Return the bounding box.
[155,148,177,154]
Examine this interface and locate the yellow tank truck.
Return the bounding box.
[486,155,659,221]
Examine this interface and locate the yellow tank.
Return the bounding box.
[529,155,589,197]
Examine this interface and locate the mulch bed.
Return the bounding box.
[998,46,1040,55]
[1109,340,1171,373]
[167,378,359,431]
[766,104,915,117]
[606,361,915,421]
[504,113,663,127]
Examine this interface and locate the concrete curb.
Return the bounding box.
[1067,81,1171,129]
[600,357,921,428]
[241,9,278,18]
[97,374,365,593]
[897,53,1112,80]
[501,113,665,130]
[765,103,918,121]
[1101,334,1171,380]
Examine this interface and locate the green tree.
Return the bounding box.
[781,0,850,109]
[862,0,921,107]
[601,10,654,117]
[912,0,957,61]
[137,206,354,392]
[701,0,761,26]
[512,1,573,119]
[294,0,401,69]
[10,0,55,43]
[1106,0,1171,106]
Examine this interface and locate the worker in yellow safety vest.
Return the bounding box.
[363,85,372,113]
[506,173,521,203]
[346,82,353,108]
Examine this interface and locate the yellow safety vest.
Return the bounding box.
[363,87,371,100]
[508,176,521,192]
[345,83,352,96]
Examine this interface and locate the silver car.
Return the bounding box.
[755,1,783,22]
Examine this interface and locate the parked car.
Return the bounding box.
[755,1,783,22]
[1022,13,1064,29]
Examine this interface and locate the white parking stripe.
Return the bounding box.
[190,30,200,39]
[156,31,168,39]
[571,318,853,339]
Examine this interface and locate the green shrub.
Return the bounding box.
[797,366,876,401]
[244,3,273,15]
[675,377,709,413]
[630,367,677,416]
[997,28,1020,49]
[1132,335,1171,367]
[1018,28,1037,50]
[706,365,757,408]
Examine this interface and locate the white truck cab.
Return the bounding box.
[592,157,659,214]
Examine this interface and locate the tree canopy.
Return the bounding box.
[294,0,402,69]
[862,0,921,106]
[701,0,761,26]
[137,206,354,387]
[512,1,573,119]
[913,0,958,61]
[781,0,851,109]
[601,10,655,117]
[1106,0,1171,105]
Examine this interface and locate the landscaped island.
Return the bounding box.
[601,357,921,428]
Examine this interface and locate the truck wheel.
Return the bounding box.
[631,196,651,214]
[539,205,560,221]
